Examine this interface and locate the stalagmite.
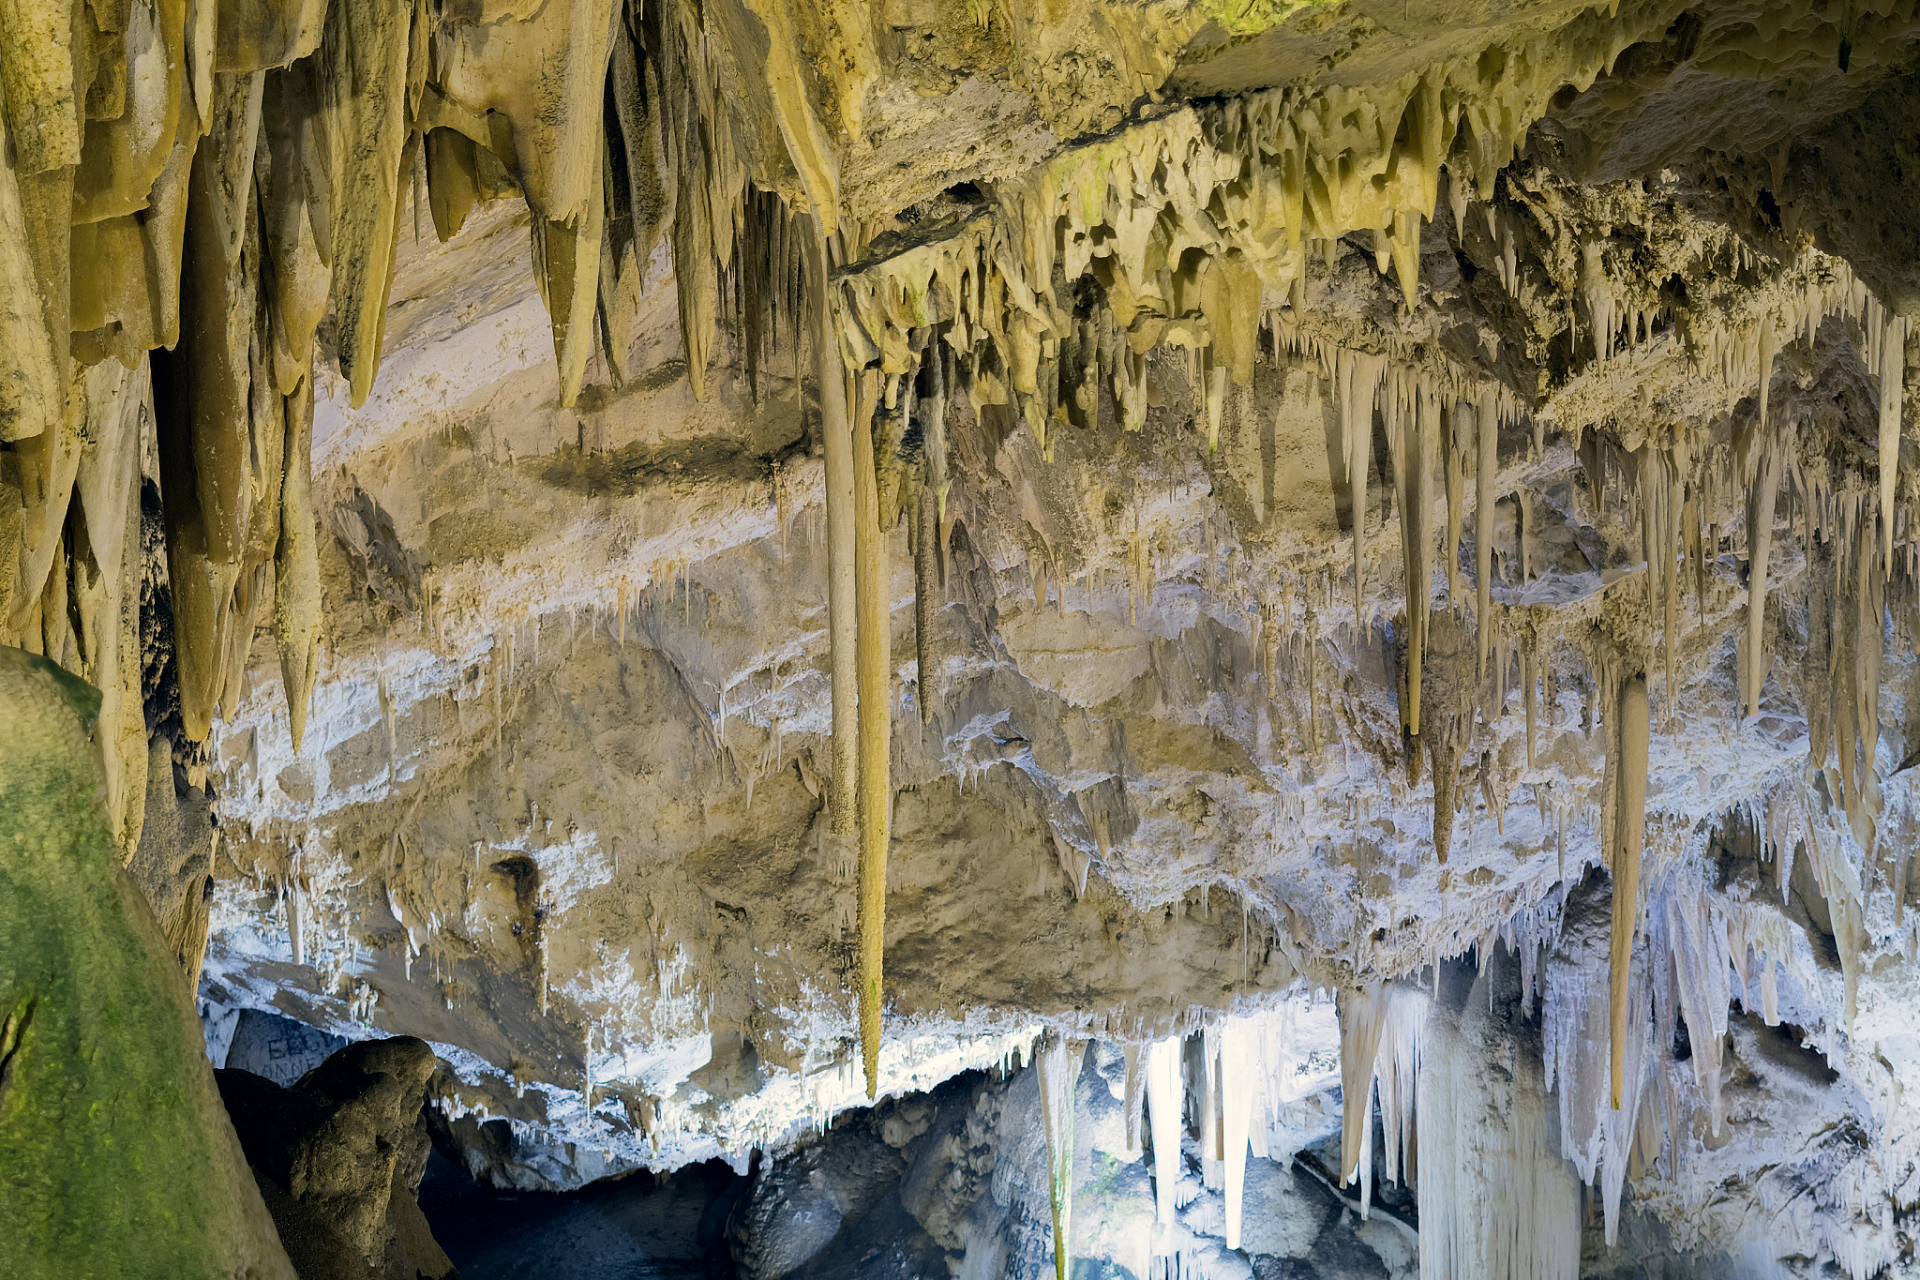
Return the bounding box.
[853,369,891,1097]
[1037,1038,1081,1280]
[1609,673,1649,1110]
[1145,1035,1183,1224]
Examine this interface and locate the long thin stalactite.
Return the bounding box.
[852,368,891,1097]
[813,231,859,838]
[1610,672,1649,1110]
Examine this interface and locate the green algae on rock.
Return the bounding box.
[0,645,295,1280]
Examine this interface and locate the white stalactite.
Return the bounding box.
[1146,1035,1184,1225]
[1418,965,1580,1280]
[1339,983,1427,1217]
[1038,1037,1081,1280]
[1218,1020,1253,1250]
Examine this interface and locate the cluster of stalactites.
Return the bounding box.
[813,22,1680,981]
[0,0,599,753]
[0,0,849,755]
[1622,257,1912,829]
[1543,809,1866,1253]
[1288,332,1536,867]
[1121,1001,1373,1259]
[828,1,1674,468]
[1100,846,1864,1269]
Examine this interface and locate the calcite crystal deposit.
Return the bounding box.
[7,0,1920,1274]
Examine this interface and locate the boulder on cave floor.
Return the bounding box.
[217,1035,459,1280]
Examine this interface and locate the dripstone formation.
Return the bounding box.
[6,0,1920,1275]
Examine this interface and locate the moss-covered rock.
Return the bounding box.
[0,646,295,1280]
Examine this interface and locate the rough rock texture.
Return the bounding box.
[6,0,1920,1274]
[0,645,295,1280]
[217,1035,459,1280]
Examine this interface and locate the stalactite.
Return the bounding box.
[1746,428,1781,718]
[925,347,951,580]
[1306,602,1321,752]
[1396,378,1436,735]
[1219,1019,1253,1250]
[319,0,413,408]
[1476,388,1496,677]
[1880,313,1907,576]
[853,367,890,1097]
[1199,1021,1222,1190]
[913,481,937,725]
[1640,443,1684,717]
[258,62,332,395]
[0,92,61,446]
[273,370,320,750]
[668,34,719,402]
[1118,1042,1146,1156]
[1523,645,1537,769]
[1849,513,1884,834]
[1609,673,1649,1110]
[1339,983,1424,1218]
[1037,1037,1080,1280]
[531,148,607,408]
[1336,350,1384,622]
[813,233,858,838]
[1446,400,1468,612]
[1145,1035,1183,1224]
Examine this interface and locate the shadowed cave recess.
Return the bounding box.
[7,0,1920,1275]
